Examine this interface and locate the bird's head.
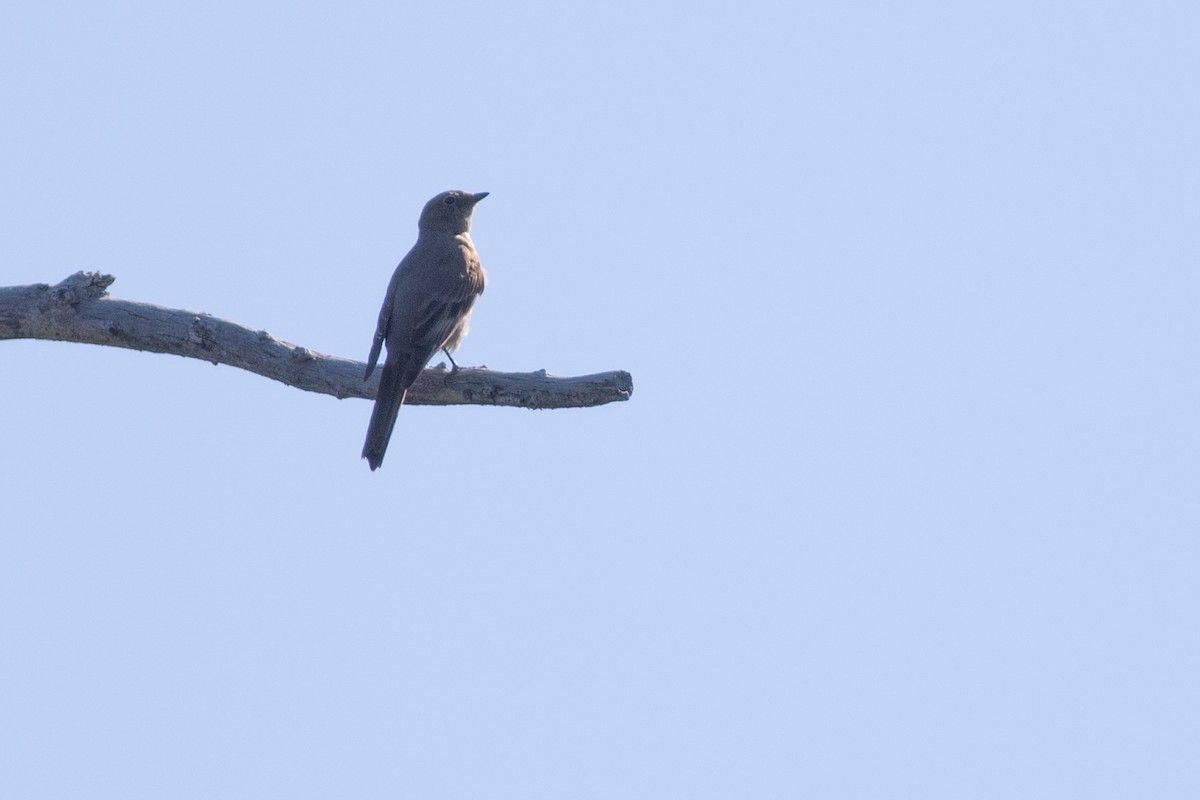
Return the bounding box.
[418,190,489,234]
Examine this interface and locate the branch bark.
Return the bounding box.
[0,272,633,409]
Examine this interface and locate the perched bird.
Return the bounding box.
[361,190,488,471]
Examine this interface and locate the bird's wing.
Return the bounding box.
[395,248,484,385]
[363,291,392,380]
[364,244,423,380]
[364,326,387,381]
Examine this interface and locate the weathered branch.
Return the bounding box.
[0,272,633,408]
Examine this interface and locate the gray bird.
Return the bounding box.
[362,190,488,471]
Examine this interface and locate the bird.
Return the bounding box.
[361,190,488,471]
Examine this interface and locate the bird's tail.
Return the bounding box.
[362,359,407,471]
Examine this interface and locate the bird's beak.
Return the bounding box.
[471,192,489,204]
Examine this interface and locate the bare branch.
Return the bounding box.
[0,272,633,408]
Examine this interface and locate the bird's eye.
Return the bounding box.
[443,196,456,206]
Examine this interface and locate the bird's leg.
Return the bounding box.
[443,347,461,374]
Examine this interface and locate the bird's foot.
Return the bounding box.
[442,348,461,374]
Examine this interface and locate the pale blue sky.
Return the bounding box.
[3,2,1198,797]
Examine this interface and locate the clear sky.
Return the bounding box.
[2,1,1198,797]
